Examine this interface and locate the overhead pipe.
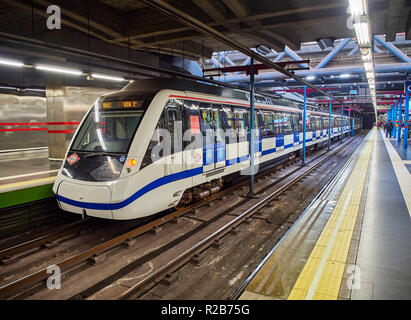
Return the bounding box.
[222,63,411,84]
[347,45,359,56]
[315,38,351,69]
[374,35,411,63]
[284,46,309,69]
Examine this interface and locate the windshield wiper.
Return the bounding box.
[83,152,114,158]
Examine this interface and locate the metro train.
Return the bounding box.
[53,79,359,220]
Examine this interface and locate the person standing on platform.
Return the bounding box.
[385,119,393,138]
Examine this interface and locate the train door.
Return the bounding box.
[164,103,184,175]
[199,103,225,172]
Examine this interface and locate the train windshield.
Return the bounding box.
[71,98,149,154]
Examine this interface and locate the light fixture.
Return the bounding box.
[354,21,371,46]
[0,58,24,68]
[35,64,83,76]
[91,73,125,82]
[340,74,351,78]
[306,76,316,80]
[349,0,366,16]
[255,44,272,56]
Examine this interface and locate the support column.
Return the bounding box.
[249,58,255,194]
[302,85,307,165]
[348,108,351,136]
[404,81,410,149]
[393,100,397,139]
[340,105,343,143]
[328,98,332,151]
[397,95,402,144]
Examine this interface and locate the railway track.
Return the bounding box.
[0,133,363,299]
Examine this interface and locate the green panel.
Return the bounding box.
[0,184,54,209]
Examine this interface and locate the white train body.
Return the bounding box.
[53,79,357,220]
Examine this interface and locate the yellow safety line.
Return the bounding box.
[288,128,375,300]
[382,133,411,216]
[0,176,56,193]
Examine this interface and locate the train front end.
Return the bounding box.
[53,92,155,220]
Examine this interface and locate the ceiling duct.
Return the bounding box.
[255,44,272,56]
[317,37,335,50]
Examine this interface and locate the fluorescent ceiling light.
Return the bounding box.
[306,76,316,80]
[354,21,371,46]
[0,58,24,68]
[349,0,366,16]
[340,74,351,78]
[35,64,82,76]
[91,73,125,82]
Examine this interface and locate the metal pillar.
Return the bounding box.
[404,81,410,149]
[393,100,397,139]
[340,105,343,143]
[352,116,354,137]
[328,98,332,151]
[397,95,402,144]
[249,58,255,194]
[348,108,351,136]
[302,85,307,165]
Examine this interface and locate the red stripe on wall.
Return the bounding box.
[0,128,48,132]
[0,122,80,126]
[47,130,75,134]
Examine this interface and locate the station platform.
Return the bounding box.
[239,128,411,300]
[0,149,61,209]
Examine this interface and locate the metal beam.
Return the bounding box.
[374,35,411,63]
[192,0,227,22]
[315,38,351,69]
[111,3,347,44]
[138,0,332,98]
[284,46,309,69]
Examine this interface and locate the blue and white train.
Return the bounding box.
[53,79,359,220]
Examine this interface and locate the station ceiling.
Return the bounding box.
[1,0,410,60]
[0,0,410,117]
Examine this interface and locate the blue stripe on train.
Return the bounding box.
[57,166,204,211]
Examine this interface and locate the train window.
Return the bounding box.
[273,112,283,135]
[282,113,293,135]
[262,111,275,137]
[310,116,317,131]
[292,114,300,133]
[322,116,329,129]
[165,105,182,154]
[316,117,322,130]
[247,109,260,135]
[234,107,248,141]
[71,109,144,154]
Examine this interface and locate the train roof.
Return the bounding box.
[101,78,351,118]
[103,78,300,108]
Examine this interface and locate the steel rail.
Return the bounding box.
[116,134,362,300]
[0,218,89,261]
[139,0,334,100]
[0,134,355,299]
[230,131,367,300]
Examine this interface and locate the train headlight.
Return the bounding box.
[127,158,137,168]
